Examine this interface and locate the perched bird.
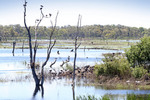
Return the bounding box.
[41,5,43,8]
[23,4,26,6]
[57,50,60,55]
[36,19,39,22]
[49,13,52,17]
[70,49,73,52]
[67,56,70,62]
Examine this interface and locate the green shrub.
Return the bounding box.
[65,63,73,71]
[131,66,147,78]
[94,53,131,77]
[94,64,105,77]
[125,36,150,69]
[76,95,110,100]
[127,94,150,100]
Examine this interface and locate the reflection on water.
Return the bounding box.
[2,48,148,100]
[33,85,44,99]
[0,78,150,100]
[0,48,122,73]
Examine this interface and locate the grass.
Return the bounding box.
[127,94,150,100]
[76,94,150,100]
[0,39,138,50]
[76,95,110,100]
[0,78,8,82]
[65,63,74,71]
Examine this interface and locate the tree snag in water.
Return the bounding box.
[23,0,58,86]
[72,15,82,84]
[12,41,16,56]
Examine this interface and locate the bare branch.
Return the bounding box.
[40,12,58,86]
[49,58,57,73]
[33,43,39,63]
[23,0,33,65]
[35,4,48,40]
[47,11,59,54]
[60,56,70,70]
[33,5,46,64]
[73,14,82,82]
[76,43,81,49]
[23,0,40,86]
[50,58,57,68]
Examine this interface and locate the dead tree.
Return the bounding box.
[22,40,24,52]
[12,41,16,56]
[49,58,57,74]
[72,15,82,84]
[23,0,58,86]
[60,56,70,70]
[72,15,82,100]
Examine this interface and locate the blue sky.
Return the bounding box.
[0,0,150,28]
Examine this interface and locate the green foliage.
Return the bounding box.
[94,53,131,77]
[76,95,110,100]
[65,63,73,71]
[126,36,150,69]
[131,67,147,78]
[127,94,150,100]
[94,64,105,76]
[0,24,150,40]
[76,94,150,100]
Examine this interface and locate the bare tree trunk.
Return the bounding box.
[72,16,82,100]
[73,15,82,82]
[22,40,24,52]
[33,85,44,98]
[12,41,16,56]
[24,0,39,86]
[24,0,58,87]
[72,84,75,100]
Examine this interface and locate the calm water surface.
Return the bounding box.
[0,48,122,73]
[0,48,149,100]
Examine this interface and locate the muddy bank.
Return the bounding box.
[46,65,150,90]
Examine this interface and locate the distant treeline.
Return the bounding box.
[0,24,149,40]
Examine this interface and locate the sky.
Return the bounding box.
[0,0,150,28]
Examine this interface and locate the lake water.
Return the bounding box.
[0,48,123,74]
[0,48,149,100]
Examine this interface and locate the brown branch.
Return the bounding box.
[76,43,81,49]
[12,41,16,56]
[33,5,49,63]
[60,56,70,70]
[22,40,24,52]
[47,12,59,53]
[24,0,33,65]
[50,58,57,68]
[35,6,45,40]
[24,0,39,86]
[42,40,56,68]
[40,12,59,85]
[33,43,39,63]
[73,14,82,82]
[49,58,57,73]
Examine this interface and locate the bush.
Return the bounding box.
[65,63,73,71]
[127,94,150,100]
[94,64,105,77]
[94,53,131,77]
[76,95,110,100]
[125,36,150,69]
[131,66,147,78]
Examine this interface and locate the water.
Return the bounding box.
[0,79,150,100]
[0,48,122,72]
[0,48,148,100]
